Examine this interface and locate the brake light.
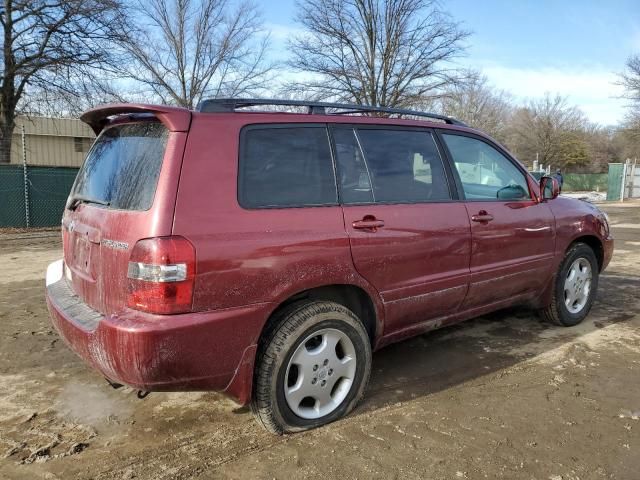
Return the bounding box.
[127,236,196,314]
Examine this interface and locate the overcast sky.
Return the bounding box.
[263,0,640,126]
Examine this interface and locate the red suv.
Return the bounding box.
[45,99,613,433]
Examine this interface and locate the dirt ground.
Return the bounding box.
[1,203,639,480]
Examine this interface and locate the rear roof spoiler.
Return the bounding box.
[80,104,191,134]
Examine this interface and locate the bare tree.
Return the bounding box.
[581,126,619,174]
[618,54,640,137]
[0,0,126,163]
[619,54,640,102]
[439,72,513,142]
[507,94,590,169]
[120,0,273,109]
[287,0,469,107]
[22,72,135,118]
[613,121,640,162]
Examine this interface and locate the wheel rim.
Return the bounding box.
[284,328,357,420]
[563,257,593,314]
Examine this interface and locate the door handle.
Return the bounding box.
[352,217,385,231]
[471,210,494,223]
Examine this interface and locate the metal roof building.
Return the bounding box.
[10,115,95,167]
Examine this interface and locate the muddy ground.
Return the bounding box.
[1,202,639,480]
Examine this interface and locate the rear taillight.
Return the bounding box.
[127,236,196,314]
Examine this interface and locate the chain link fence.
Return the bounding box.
[0,116,91,228]
[0,164,78,228]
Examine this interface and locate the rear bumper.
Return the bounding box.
[45,261,271,403]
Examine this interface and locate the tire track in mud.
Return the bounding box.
[91,427,289,479]
[363,310,638,399]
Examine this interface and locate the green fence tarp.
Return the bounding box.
[0,165,27,227]
[529,172,607,192]
[0,165,78,228]
[562,173,608,192]
[607,163,624,201]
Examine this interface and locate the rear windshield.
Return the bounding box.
[71,122,168,211]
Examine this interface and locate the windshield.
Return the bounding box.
[70,122,168,211]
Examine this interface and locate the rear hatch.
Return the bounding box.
[61,105,190,316]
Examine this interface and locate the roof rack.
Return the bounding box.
[196,98,467,126]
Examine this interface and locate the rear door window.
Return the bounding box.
[71,122,168,211]
[346,128,451,203]
[239,126,337,208]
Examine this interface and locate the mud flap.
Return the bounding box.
[223,344,258,405]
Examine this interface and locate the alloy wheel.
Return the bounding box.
[284,328,357,419]
[563,257,593,314]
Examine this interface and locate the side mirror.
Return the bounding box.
[540,176,560,200]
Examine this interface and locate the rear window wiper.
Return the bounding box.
[67,194,111,211]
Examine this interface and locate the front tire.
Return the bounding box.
[251,301,372,434]
[540,242,599,327]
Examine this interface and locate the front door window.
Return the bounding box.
[441,134,530,201]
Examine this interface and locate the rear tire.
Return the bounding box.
[251,301,372,434]
[540,242,599,327]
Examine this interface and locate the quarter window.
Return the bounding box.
[335,128,450,204]
[442,134,531,200]
[239,126,337,208]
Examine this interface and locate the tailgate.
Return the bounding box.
[62,107,190,315]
